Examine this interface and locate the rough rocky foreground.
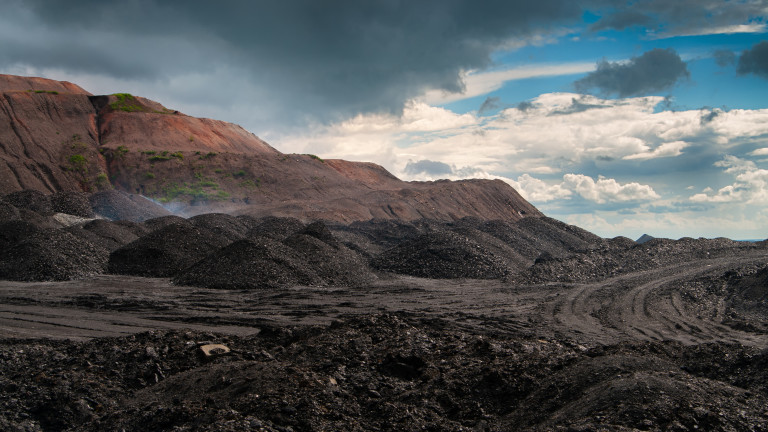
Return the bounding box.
[1,189,768,430]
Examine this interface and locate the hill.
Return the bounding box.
[0,74,539,223]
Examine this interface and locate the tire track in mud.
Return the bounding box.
[547,252,768,347]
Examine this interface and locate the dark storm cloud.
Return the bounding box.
[404,160,454,176]
[549,97,609,115]
[516,101,535,112]
[738,41,768,79]
[574,48,690,97]
[589,10,654,32]
[714,50,737,67]
[4,0,589,126]
[591,0,767,37]
[478,97,502,115]
[700,108,721,125]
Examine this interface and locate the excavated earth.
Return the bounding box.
[1,189,768,431]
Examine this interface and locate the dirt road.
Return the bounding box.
[2,251,766,348]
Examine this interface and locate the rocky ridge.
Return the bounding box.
[0,74,538,223]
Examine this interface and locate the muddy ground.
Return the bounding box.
[2,249,768,431]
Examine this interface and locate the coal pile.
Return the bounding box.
[141,214,193,232]
[2,314,768,431]
[373,229,511,279]
[344,218,423,248]
[678,262,768,334]
[66,219,148,252]
[50,191,95,218]
[176,221,375,289]
[516,236,766,284]
[513,216,605,254]
[0,229,108,281]
[245,216,305,240]
[283,222,375,286]
[0,220,41,250]
[89,190,172,222]
[0,197,20,221]
[331,219,425,260]
[189,213,249,243]
[4,189,53,215]
[173,238,322,289]
[109,224,230,277]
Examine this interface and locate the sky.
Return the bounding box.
[2,0,768,240]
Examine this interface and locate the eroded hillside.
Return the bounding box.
[0,74,539,223]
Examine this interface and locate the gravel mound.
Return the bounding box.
[234,214,262,231]
[373,229,511,279]
[141,215,193,232]
[189,213,248,243]
[450,226,533,272]
[66,219,147,252]
[513,216,605,254]
[176,222,375,289]
[50,191,94,218]
[4,189,52,215]
[245,216,305,240]
[608,235,637,249]
[109,224,230,277]
[89,190,172,222]
[516,237,765,284]
[0,229,108,281]
[2,315,768,431]
[296,221,339,247]
[0,220,42,250]
[174,238,321,289]
[14,208,62,229]
[677,261,768,334]
[0,198,20,221]
[345,218,423,248]
[284,227,375,286]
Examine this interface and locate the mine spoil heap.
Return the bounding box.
[0,73,538,224]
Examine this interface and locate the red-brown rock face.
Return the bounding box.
[0,74,541,222]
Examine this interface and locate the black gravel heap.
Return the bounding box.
[372,229,511,279]
[108,224,230,277]
[516,236,766,284]
[189,213,249,243]
[50,191,95,218]
[677,261,768,334]
[66,219,148,252]
[141,215,193,232]
[344,218,424,249]
[4,189,52,215]
[283,223,375,286]
[176,221,375,289]
[0,229,108,281]
[245,216,305,240]
[90,190,171,222]
[513,216,605,254]
[0,220,42,250]
[0,197,20,221]
[173,237,322,289]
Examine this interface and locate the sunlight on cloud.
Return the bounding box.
[420,63,595,105]
[654,23,768,39]
[690,156,768,204]
[562,174,660,204]
[623,140,688,160]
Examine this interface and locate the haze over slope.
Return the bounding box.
[0,74,538,223]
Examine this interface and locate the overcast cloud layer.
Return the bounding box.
[2,0,768,239]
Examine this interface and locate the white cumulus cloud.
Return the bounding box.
[690,156,768,204]
[562,174,660,204]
